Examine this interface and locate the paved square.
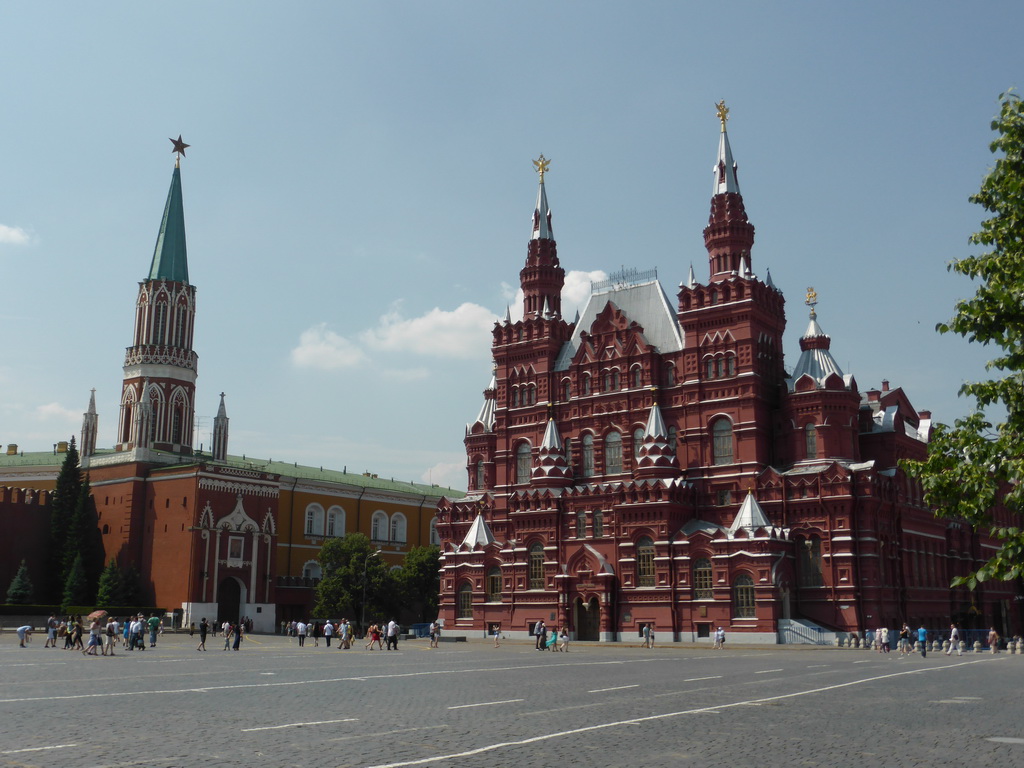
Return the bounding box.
[1,633,1021,767]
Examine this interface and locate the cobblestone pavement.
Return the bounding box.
[1,633,1022,767]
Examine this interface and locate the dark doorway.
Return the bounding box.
[575,596,600,641]
[217,578,242,625]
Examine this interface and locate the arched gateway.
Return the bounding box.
[574,596,600,641]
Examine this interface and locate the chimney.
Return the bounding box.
[881,379,890,391]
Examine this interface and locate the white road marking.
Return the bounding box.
[365,659,989,768]
[987,737,1024,744]
[754,669,784,674]
[242,717,358,731]
[1,744,78,755]
[0,658,673,703]
[682,675,722,682]
[448,698,524,710]
[588,684,639,693]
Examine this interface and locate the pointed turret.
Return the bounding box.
[521,155,565,320]
[729,490,773,536]
[461,513,496,549]
[635,401,679,478]
[212,392,229,461]
[704,101,755,282]
[117,143,199,454]
[532,416,572,486]
[470,370,497,432]
[148,164,189,283]
[80,389,98,458]
[786,289,854,392]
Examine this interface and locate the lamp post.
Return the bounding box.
[361,549,383,637]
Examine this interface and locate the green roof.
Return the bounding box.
[0,447,462,499]
[148,165,189,283]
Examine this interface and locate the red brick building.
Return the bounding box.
[436,108,1020,644]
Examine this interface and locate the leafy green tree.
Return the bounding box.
[394,546,440,622]
[48,436,81,600]
[95,559,125,607]
[61,553,89,610]
[905,91,1024,588]
[5,560,34,604]
[314,532,389,632]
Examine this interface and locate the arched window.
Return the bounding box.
[486,567,502,602]
[528,384,536,405]
[305,504,325,536]
[528,542,545,589]
[605,431,623,474]
[706,358,715,379]
[632,366,643,388]
[370,510,388,542]
[516,442,532,484]
[633,427,646,467]
[303,561,323,580]
[733,574,756,618]
[727,355,736,376]
[665,363,676,386]
[581,434,595,478]
[693,558,713,599]
[429,517,440,546]
[668,426,677,454]
[712,418,734,465]
[326,506,345,538]
[581,374,591,395]
[637,536,655,587]
[390,512,407,543]
[563,379,572,401]
[153,303,167,345]
[457,582,473,619]
[805,423,818,460]
[475,459,485,490]
[799,536,824,587]
[576,511,586,538]
[593,510,604,538]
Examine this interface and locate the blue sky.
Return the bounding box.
[0,2,1020,489]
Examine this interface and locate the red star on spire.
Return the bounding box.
[169,135,190,158]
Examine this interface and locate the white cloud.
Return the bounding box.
[0,224,31,245]
[421,460,466,490]
[563,269,606,312]
[290,323,368,370]
[361,301,496,359]
[503,269,606,323]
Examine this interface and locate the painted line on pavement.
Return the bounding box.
[242,717,358,732]
[588,684,639,693]
[682,676,722,682]
[754,669,784,674]
[365,658,990,768]
[448,698,523,710]
[1,744,78,755]
[0,657,674,703]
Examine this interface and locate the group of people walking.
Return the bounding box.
[531,620,569,652]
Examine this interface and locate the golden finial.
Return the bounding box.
[805,286,818,318]
[533,154,551,181]
[715,100,729,132]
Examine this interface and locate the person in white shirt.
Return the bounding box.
[946,623,963,656]
[323,620,334,648]
[296,621,307,647]
[386,619,399,650]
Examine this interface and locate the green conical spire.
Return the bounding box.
[148,164,189,283]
